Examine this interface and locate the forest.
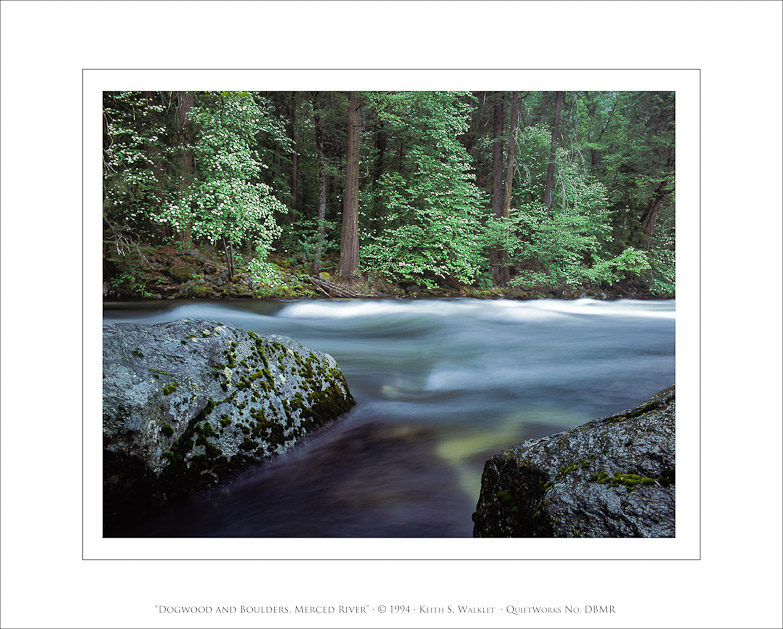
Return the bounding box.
[103,90,675,299]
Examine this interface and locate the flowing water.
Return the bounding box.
[104,298,675,537]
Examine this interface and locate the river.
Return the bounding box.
[103,297,675,537]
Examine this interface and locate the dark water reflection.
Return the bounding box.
[104,298,675,537]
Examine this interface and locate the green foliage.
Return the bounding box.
[361,92,486,286]
[277,217,339,262]
[247,255,287,287]
[103,91,171,239]
[103,90,675,297]
[644,215,675,295]
[246,257,312,297]
[590,247,652,285]
[160,92,289,265]
[647,248,675,296]
[513,123,552,204]
[110,267,153,297]
[488,145,651,290]
[574,91,675,251]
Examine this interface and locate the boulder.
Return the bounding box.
[103,319,355,521]
[165,261,198,283]
[473,386,675,538]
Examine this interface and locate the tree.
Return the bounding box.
[362,91,485,287]
[503,92,521,217]
[311,92,328,275]
[103,91,175,244]
[577,91,674,249]
[160,91,289,281]
[485,104,652,293]
[543,91,564,214]
[489,95,505,285]
[496,91,522,286]
[339,91,361,280]
[290,92,299,213]
[577,91,675,291]
[175,91,195,248]
[641,178,672,245]
[503,156,649,291]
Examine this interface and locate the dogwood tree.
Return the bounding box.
[161,91,289,280]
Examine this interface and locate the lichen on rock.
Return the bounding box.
[472,386,675,538]
[103,319,356,527]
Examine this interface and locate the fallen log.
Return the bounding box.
[308,276,373,298]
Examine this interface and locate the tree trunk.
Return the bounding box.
[290,93,298,213]
[544,91,564,214]
[494,92,521,287]
[273,92,283,185]
[641,186,669,246]
[176,91,194,248]
[312,100,327,276]
[491,98,504,220]
[503,91,520,217]
[222,235,234,282]
[339,91,361,281]
[489,96,505,286]
[641,145,675,246]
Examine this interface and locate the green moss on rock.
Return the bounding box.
[590,471,658,488]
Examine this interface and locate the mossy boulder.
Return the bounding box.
[473,386,675,538]
[103,319,355,525]
[165,261,199,283]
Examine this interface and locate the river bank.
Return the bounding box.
[104,242,669,302]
